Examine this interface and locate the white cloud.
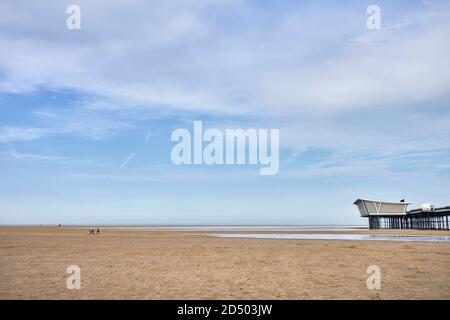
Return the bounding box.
[0,1,448,116]
[0,0,449,166]
[0,109,133,143]
[7,149,69,161]
[0,127,49,143]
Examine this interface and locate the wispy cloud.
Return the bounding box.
[0,127,49,143]
[1,0,448,159]
[7,149,70,161]
[2,148,103,167]
[0,108,133,143]
[0,1,449,117]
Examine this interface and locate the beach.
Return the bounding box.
[1,226,450,299]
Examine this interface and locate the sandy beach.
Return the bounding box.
[1,226,450,300]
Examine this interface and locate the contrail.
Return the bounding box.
[120,152,136,168]
[145,131,151,143]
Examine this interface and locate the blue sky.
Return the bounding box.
[0,0,449,225]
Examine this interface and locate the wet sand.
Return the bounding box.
[1,226,450,299]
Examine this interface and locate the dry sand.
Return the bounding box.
[1,226,450,299]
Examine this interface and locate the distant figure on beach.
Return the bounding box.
[87,228,100,235]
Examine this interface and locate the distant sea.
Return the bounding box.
[206,233,450,243]
[101,225,368,231]
[99,225,450,243]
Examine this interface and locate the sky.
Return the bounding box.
[0,0,449,225]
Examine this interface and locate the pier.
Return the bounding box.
[354,199,450,230]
